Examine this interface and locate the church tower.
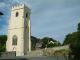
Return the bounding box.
[6,4,31,56]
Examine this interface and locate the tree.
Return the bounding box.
[63,32,78,45]
[63,33,72,45]
[0,35,40,51]
[77,23,80,31]
[0,35,7,52]
[41,37,61,48]
[31,36,39,50]
[69,31,80,60]
[63,22,80,60]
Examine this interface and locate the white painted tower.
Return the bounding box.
[6,4,31,56]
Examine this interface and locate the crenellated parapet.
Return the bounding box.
[11,4,31,13]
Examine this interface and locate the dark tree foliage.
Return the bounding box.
[0,35,40,51]
[0,35,7,52]
[63,23,80,45]
[63,34,72,45]
[41,37,61,48]
[31,36,39,50]
[69,31,80,60]
[77,23,80,31]
[63,23,80,60]
[31,36,61,49]
[63,32,78,45]
[0,35,60,51]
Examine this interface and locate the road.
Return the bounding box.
[0,56,66,60]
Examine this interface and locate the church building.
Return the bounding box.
[6,4,31,56]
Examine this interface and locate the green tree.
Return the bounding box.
[63,33,72,45]
[69,31,80,60]
[31,36,39,50]
[41,37,61,48]
[0,35,40,51]
[63,23,80,60]
[77,23,80,31]
[63,32,78,45]
[0,35,7,52]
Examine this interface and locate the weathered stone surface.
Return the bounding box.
[0,52,16,57]
[6,4,31,56]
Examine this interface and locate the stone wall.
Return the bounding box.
[43,45,69,56]
[2,45,69,57]
[0,52,16,57]
[24,45,69,57]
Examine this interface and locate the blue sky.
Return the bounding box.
[0,0,80,43]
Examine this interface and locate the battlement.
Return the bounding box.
[6,3,31,56]
[11,4,30,11]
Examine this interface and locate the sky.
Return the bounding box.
[0,0,80,43]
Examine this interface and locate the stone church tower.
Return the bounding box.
[6,4,31,56]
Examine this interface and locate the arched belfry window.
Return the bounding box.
[26,13,28,18]
[16,12,19,17]
[12,35,17,45]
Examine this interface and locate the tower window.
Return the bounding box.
[16,12,19,17]
[26,13,28,18]
[12,35,17,45]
